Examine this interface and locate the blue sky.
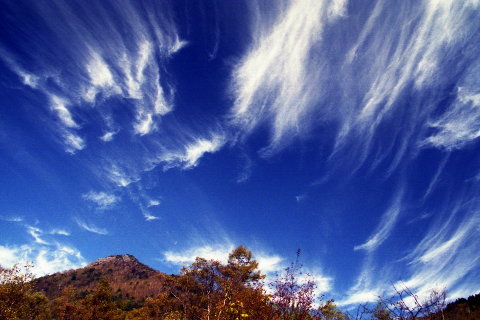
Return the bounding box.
[1,0,480,305]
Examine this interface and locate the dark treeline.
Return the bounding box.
[1,246,479,320]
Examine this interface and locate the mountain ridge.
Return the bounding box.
[34,254,169,301]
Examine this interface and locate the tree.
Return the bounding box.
[80,279,125,320]
[316,300,348,320]
[0,263,51,320]
[270,250,319,320]
[50,286,86,320]
[378,285,446,320]
[177,246,270,320]
[369,301,392,320]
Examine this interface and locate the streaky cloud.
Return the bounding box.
[354,188,403,251]
[1,0,183,151]
[398,203,480,296]
[49,95,78,129]
[48,229,70,236]
[0,216,24,222]
[160,133,226,169]
[63,131,86,154]
[105,165,141,188]
[422,153,450,200]
[142,211,160,221]
[232,0,480,177]
[147,199,161,207]
[231,0,347,153]
[27,226,49,245]
[74,218,108,235]
[423,85,480,150]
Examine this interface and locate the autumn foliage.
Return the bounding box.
[0,246,477,320]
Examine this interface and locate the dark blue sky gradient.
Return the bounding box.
[1,0,479,304]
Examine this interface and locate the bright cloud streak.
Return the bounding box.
[27,226,49,245]
[160,134,226,169]
[74,218,108,235]
[82,191,120,209]
[398,212,480,295]
[86,52,115,89]
[354,190,403,251]
[231,0,342,152]
[49,229,70,236]
[49,95,78,129]
[423,87,480,150]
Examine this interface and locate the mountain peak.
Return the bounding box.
[87,254,139,267]
[35,254,165,301]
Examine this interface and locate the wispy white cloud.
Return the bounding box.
[147,199,161,207]
[106,165,140,188]
[342,191,480,306]
[181,136,225,168]
[337,289,379,306]
[230,0,480,182]
[139,203,159,221]
[161,133,226,169]
[18,71,39,88]
[0,243,85,277]
[142,211,159,221]
[342,189,405,305]
[422,153,450,200]
[86,51,116,89]
[354,189,403,251]
[337,252,387,306]
[74,218,108,235]
[0,50,39,88]
[164,244,235,265]
[0,221,83,276]
[397,212,480,296]
[82,191,120,209]
[256,254,284,274]
[295,194,307,203]
[100,130,118,142]
[0,215,24,222]
[231,0,345,152]
[20,223,71,245]
[356,1,474,121]
[27,226,49,245]
[63,131,86,154]
[167,37,188,55]
[423,86,480,150]
[1,0,183,151]
[49,95,78,129]
[48,229,70,236]
[134,112,156,136]
[236,153,254,183]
